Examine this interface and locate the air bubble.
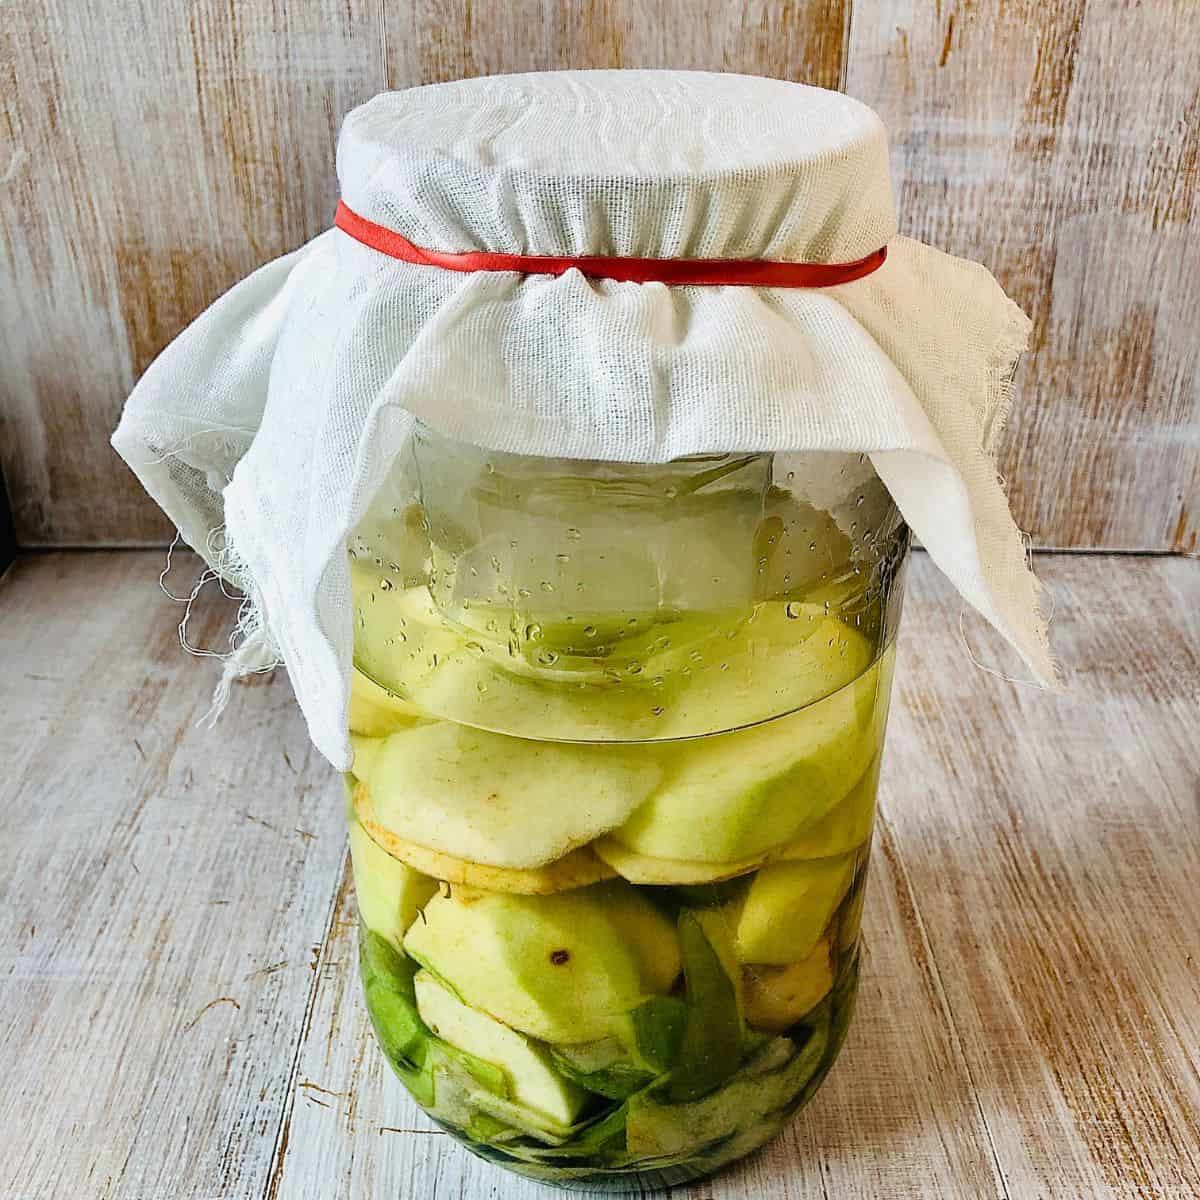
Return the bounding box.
[785,601,804,619]
[490,556,502,572]
[466,641,484,655]
[518,587,532,598]
[651,705,665,716]
[524,623,542,641]
[584,625,598,638]
[536,649,559,666]
[540,581,555,593]
[556,553,570,564]
[565,527,582,541]
[379,577,394,591]
[627,662,644,676]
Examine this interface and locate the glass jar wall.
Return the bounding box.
[346,427,908,1190]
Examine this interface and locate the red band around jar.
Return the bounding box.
[334,200,886,288]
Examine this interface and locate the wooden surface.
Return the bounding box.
[1,1,1196,551]
[1,549,1197,1199]
[847,1,1200,554]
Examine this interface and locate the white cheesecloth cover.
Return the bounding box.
[112,70,1055,770]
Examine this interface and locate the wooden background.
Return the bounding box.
[1,0,1197,552]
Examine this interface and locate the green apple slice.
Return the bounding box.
[353,720,662,870]
[414,971,587,1128]
[403,882,681,1044]
[782,757,880,860]
[348,816,437,951]
[742,938,834,1032]
[731,854,855,965]
[354,794,615,894]
[612,643,885,864]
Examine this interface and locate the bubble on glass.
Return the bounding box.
[540,581,555,593]
[627,662,644,675]
[785,601,804,619]
[565,527,582,541]
[584,625,598,638]
[379,577,394,591]
[466,641,484,655]
[555,553,570,564]
[536,649,559,666]
[524,622,542,641]
[651,705,665,716]
[517,587,532,598]
[490,556,501,572]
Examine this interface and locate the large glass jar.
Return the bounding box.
[346,426,908,1190]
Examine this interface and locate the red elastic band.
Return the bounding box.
[334,200,886,288]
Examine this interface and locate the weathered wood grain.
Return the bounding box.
[269,553,1200,1199]
[886,554,1200,1197]
[382,0,849,90]
[0,0,388,547]
[0,552,347,1199]
[0,0,848,550]
[4,1,1196,551]
[0,552,1196,1197]
[846,2,1200,552]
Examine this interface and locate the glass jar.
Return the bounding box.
[346,426,908,1190]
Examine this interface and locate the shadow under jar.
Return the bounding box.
[345,427,909,1191]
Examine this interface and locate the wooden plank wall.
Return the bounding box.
[2,0,1196,550]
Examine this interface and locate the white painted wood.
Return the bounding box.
[0,552,348,1199]
[1,552,1196,1197]
[846,1,1200,552]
